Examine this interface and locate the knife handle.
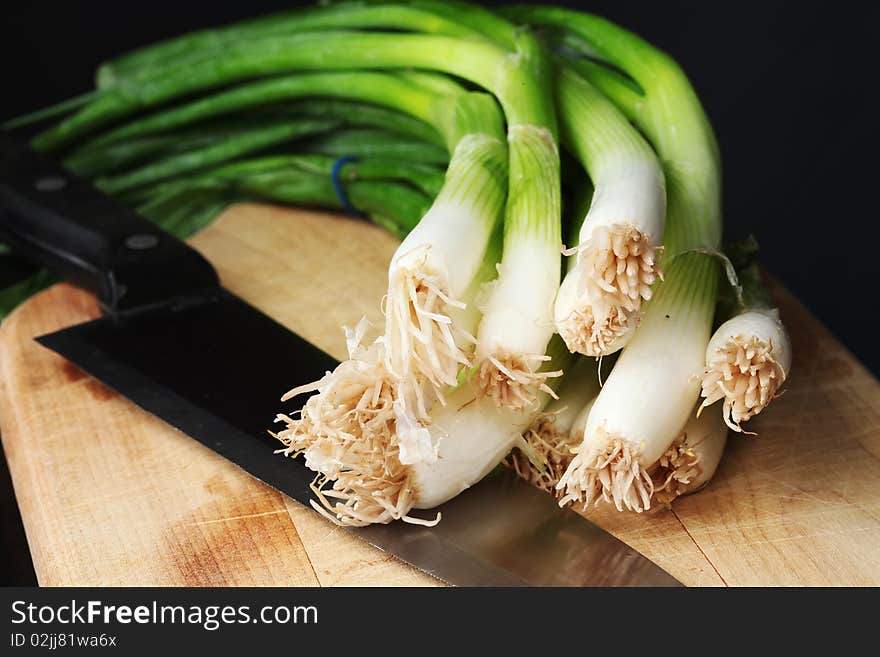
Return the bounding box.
[0,133,218,313]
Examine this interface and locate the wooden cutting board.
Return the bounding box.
[2,203,879,586]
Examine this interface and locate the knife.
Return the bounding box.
[0,133,680,587]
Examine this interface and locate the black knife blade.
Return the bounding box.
[0,132,680,587]
[36,287,333,511]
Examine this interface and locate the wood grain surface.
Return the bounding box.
[1,204,878,586]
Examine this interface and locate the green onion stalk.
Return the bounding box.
[552,65,666,358]
[698,239,791,433]
[509,5,723,512]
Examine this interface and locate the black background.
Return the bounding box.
[0,1,877,585]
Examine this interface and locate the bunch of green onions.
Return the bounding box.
[5,1,791,524]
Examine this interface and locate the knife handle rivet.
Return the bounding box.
[124,233,159,250]
[34,175,67,192]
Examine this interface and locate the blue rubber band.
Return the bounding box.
[331,155,363,216]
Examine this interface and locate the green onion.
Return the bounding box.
[552,63,666,358]
[699,242,791,432]
[385,122,508,414]
[276,331,570,525]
